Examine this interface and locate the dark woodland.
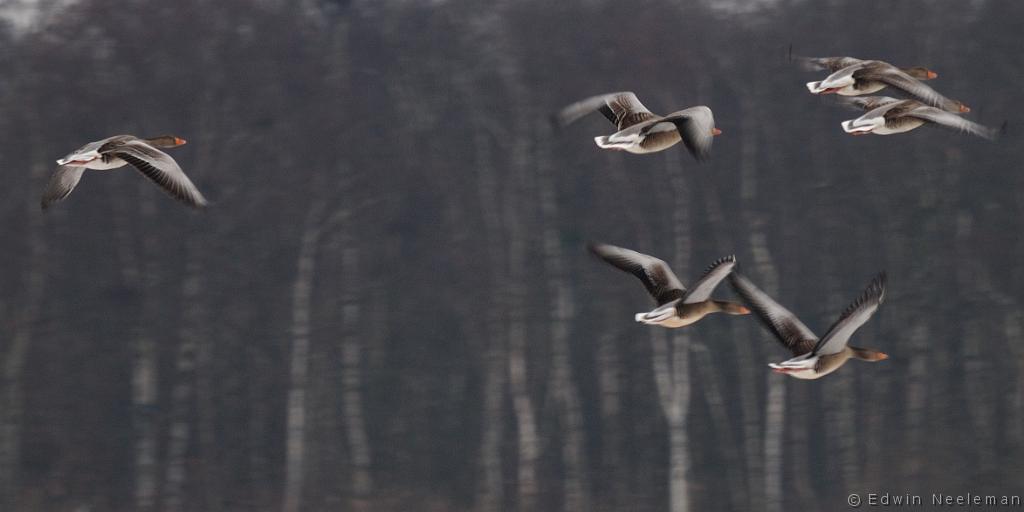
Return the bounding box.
[1,0,1023,510]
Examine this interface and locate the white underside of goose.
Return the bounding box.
[768,354,823,380]
[807,71,891,96]
[842,117,924,135]
[56,151,127,170]
[594,135,653,154]
[595,122,680,154]
[634,302,690,328]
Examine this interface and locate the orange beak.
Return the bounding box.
[174,137,188,146]
[958,104,971,113]
[712,128,722,136]
[926,70,938,79]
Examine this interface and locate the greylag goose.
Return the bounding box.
[803,58,968,113]
[589,243,749,328]
[797,55,937,81]
[729,270,888,380]
[839,96,1000,139]
[42,135,208,209]
[557,92,720,160]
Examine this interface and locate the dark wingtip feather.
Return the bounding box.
[705,254,737,272]
[848,272,887,314]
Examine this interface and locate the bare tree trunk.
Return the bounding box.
[650,149,692,512]
[595,319,623,508]
[133,190,163,512]
[282,197,328,512]
[820,254,858,491]
[1004,313,1024,448]
[901,323,929,480]
[459,77,508,512]
[336,219,374,510]
[734,97,766,511]
[505,177,538,512]
[700,174,751,512]
[163,238,205,512]
[0,160,49,511]
[738,96,785,512]
[535,121,590,512]
[955,214,995,473]
[691,344,744,512]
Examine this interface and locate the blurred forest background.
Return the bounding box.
[1,0,1023,511]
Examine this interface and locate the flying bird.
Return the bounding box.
[557,92,720,160]
[589,243,749,328]
[800,57,968,113]
[838,96,1000,139]
[796,54,938,81]
[42,135,208,210]
[729,270,888,380]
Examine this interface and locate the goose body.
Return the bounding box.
[558,92,720,160]
[42,135,208,209]
[839,96,999,139]
[589,243,749,329]
[799,57,966,112]
[728,270,888,380]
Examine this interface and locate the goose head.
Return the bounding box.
[902,66,938,80]
[145,135,188,148]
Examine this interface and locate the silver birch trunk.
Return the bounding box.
[337,220,374,510]
[820,256,858,489]
[955,215,995,473]
[738,96,785,512]
[735,97,765,510]
[902,323,929,479]
[649,149,692,512]
[505,180,538,512]
[282,197,328,512]
[458,78,508,512]
[535,122,589,512]
[699,173,752,512]
[133,190,162,512]
[163,238,205,512]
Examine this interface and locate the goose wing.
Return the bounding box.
[104,139,208,208]
[728,271,818,355]
[856,63,962,112]
[795,55,864,73]
[652,106,716,161]
[557,92,658,130]
[683,255,737,304]
[905,105,1000,140]
[40,166,86,209]
[836,95,903,112]
[589,243,685,305]
[813,273,887,356]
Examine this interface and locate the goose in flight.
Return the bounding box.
[42,135,208,210]
[589,243,749,328]
[839,96,1000,139]
[801,57,968,113]
[729,270,888,380]
[557,92,720,160]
